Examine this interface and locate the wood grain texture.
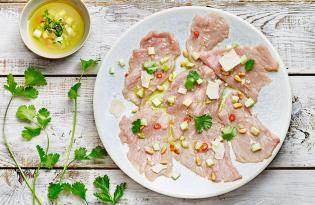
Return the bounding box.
[0,2,314,74]
[0,76,314,168]
[0,169,314,204]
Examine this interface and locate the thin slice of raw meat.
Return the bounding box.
[186,13,229,54]
[170,119,241,182]
[219,93,280,163]
[200,45,278,101]
[123,32,180,105]
[119,106,173,181]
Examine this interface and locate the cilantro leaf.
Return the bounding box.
[37,108,51,128]
[74,147,88,160]
[24,67,47,86]
[48,183,63,200]
[94,175,110,193]
[131,119,141,134]
[112,183,127,204]
[222,125,237,141]
[16,105,37,121]
[245,59,255,72]
[185,71,201,91]
[36,145,60,169]
[15,86,39,99]
[94,175,126,205]
[62,183,72,192]
[36,145,46,162]
[71,182,87,201]
[68,82,81,99]
[80,59,100,71]
[22,126,41,140]
[195,114,212,133]
[44,153,60,169]
[89,146,108,159]
[74,146,107,161]
[4,74,17,95]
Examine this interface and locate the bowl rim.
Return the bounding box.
[19,0,91,59]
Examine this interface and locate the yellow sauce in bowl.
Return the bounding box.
[28,1,85,54]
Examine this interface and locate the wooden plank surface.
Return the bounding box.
[0,76,314,168]
[0,2,314,75]
[0,169,314,204]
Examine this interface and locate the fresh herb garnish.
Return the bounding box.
[131,119,141,134]
[185,71,201,91]
[74,146,107,161]
[245,59,255,72]
[195,114,212,133]
[48,181,88,203]
[36,145,60,169]
[143,61,158,74]
[94,175,127,205]
[3,67,46,205]
[42,9,64,38]
[221,125,237,141]
[58,59,99,183]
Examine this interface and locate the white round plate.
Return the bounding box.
[94,6,292,198]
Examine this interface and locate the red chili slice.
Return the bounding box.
[183,116,192,122]
[229,114,236,122]
[124,73,129,78]
[153,123,161,129]
[155,71,163,79]
[200,143,208,152]
[193,31,199,38]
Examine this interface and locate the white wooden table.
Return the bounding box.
[0,0,314,204]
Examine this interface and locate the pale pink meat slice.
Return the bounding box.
[219,93,280,163]
[186,13,229,54]
[171,120,241,182]
[119,106,172,181]
[123,32,180,105]
[200,45,279,100]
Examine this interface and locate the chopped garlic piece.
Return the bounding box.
[151,98,162,107]
[191,52,200,61]
[152,142,160,151]
[180,121,188,131]
[250,127,260,136]
[147,47,155,55]
[182,98,192,107]
[194,141,202,150]
[177,87,187,95]
[196,78,203,85]
[206,158,215,167]
[167,96,176,105]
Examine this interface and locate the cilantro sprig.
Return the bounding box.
[94,175,127,205]
[195,114,212,133]
[245,59,255,72]
[59,59,99,183]
[3,67,46,205]
[48,181,88,203]
[185,71,201,91]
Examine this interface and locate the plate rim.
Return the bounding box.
[93,6,292,199]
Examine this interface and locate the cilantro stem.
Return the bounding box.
[2,97,43,205]
[32,129,50,205]
[59,98,78,182]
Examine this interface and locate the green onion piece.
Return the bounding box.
[245,59,255,72]
[143,61,158,74]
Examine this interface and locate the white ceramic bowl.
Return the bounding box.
[19,0,90,59]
